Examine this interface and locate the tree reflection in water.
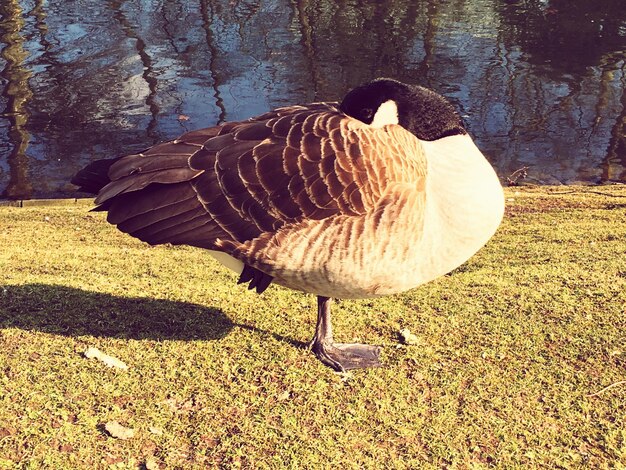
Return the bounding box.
[0,0,624,199]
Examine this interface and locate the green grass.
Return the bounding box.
[1,185,625,469]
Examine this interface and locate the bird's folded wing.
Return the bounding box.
[94,103,427,253]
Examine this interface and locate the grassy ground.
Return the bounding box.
[1,185,625,469]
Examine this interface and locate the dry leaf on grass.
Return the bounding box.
[84,347,128,370]
[145,456,160,470]
[104,421,135,440]
[399,328,420,345]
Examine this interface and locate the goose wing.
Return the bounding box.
[93,102,426,272]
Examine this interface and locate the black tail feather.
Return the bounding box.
[71,157,121,195]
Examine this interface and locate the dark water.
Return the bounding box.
[1,0,625,199]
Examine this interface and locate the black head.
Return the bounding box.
[339,78,466,141]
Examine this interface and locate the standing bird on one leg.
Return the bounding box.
[72,78,504,371]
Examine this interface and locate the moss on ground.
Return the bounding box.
[1,185,625,468]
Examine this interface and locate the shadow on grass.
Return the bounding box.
[0,283,233,341]
[0,284,308,348]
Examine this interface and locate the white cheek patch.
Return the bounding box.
[370,100,399,128]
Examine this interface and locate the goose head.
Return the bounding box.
[339,78,466,141]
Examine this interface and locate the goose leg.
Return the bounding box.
[308,296,381,371]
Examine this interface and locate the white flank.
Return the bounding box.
[370,100,399,128]
[208,250,245,274]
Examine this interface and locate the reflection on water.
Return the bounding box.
[1,0,34,199]
[0,0,624,199]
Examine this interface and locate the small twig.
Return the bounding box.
[586,380,626,397]
[506,166,529,186]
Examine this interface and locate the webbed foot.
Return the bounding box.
[310,341,381,372]
[309,296,383,371]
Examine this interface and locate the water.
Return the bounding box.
[1,0,625,199]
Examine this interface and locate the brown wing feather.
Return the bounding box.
[90,102,425,265]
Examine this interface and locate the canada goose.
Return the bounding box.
[72,78,504,371]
